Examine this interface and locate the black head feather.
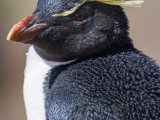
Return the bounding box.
[30,2,133,62]
[34,0,84,16]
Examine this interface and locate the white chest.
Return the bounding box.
[23,46,72,120]
[24,46,50,120]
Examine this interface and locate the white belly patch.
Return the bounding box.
[24,46,73,120]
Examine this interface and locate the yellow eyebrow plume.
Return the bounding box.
[92,0,144,6]
[52,0,144,17]
[52,0,87,17]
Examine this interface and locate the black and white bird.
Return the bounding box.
[7,0,160,120]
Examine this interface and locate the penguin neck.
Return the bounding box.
[23,46,74,120]
[104,36,134,55]
[83,36,135,60]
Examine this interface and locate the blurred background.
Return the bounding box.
[0,0,160,120]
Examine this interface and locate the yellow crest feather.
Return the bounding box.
[91,0,144,6]
[53,0,144,17]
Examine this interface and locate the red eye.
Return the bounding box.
[75,14,87,22]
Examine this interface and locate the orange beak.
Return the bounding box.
[7,14,49,43]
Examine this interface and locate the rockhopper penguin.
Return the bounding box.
[7,0,160,120]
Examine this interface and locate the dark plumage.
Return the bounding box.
[44,50,160,120]
[34,0,84,15]
[33,2,131,62]
[7,0,160,120]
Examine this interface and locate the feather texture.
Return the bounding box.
[53,0,144,16]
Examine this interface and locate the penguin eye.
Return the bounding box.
[75,14,88,22]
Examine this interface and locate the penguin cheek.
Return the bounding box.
[35,26,70,42]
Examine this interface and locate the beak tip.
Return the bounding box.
[7,24,18,42]
[7,34,11,41]
[7,31,13,41]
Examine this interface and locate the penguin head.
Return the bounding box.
[7,0,143,62]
